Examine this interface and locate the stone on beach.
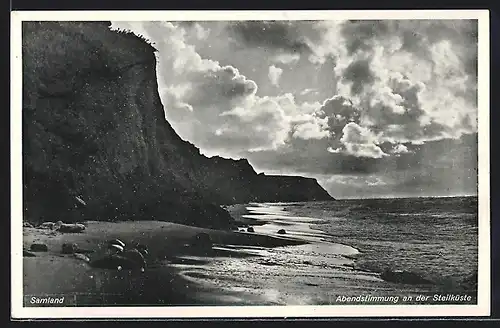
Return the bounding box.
[247,227,255,232]
[74,253,91,263]
[23,222,34,228]
[122,248,147,269]
[62,242,79,254]
[23,249,37,257]
[38,222,56,230]
[277,229,286,234]
[56,221,86,233]
[30,243,48,252]
[108,238,126,248]
[189,232,213,254]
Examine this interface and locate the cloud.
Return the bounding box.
[342,58,376,95]
[193,23,210,40]
[338,122,388,158]
[300,88,317,96]
[291,116,330,140]
[268,65,283,86]
[289,19,479,149]
[227,21,315,54]
[247,132,477,198]
[273,53,301,65]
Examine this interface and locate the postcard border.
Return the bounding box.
[10,9,491,319]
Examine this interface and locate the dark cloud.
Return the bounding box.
[227,21,313,54]
[343,58,375,95]
[339,19,478,78]
[341,20,391,55]
[245,132,477,180]
[316,96,361,137]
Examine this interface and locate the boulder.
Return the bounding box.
[380,269,434,285]
[23,222,34,228]
[38,222,56,230]
[122,248,147,269]
[30,243,48,252]
[190,233,212,253]
[23,249,37,257]
[247,227,255,232]
[277,229,286,234]
[56,222,86,233]
[74,253,90,263]
[62,243,79,254]
[108,238,126,248]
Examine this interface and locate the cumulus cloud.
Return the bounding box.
[291,116,330,140]
[268,65,283,86]
[339,122,388,158]
[334,20,477,143]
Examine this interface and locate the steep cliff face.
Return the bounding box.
[22,21,333,227]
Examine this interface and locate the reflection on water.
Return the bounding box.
[169,204,427,305]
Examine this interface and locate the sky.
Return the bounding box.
[110,19,479,199]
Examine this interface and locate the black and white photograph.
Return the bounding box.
[11,10,490,318]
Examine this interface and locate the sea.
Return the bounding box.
[171,196,479,306]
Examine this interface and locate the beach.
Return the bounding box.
[22,199,477,306]
[22,210,305,306]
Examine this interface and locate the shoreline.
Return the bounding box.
[22,206,307,307]
[22,202,477,306]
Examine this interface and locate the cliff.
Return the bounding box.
[21,21,333,228]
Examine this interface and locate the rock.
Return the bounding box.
[107,238,126,248]
[62,243,79,254]
[30,243,48,252]
[23,249,37,257]
[108,244,124,253]
[122,248,147,269]
[56,222,86,233]
[23,222,34,228]
[239,229,245,232]
[380,269,434,285]
[190,233,212,253]
[277,229,286,234]
[38,222,56,230]
[247,227,255,232]
[74,253,90,262]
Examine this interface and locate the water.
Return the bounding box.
[170,196,478,305]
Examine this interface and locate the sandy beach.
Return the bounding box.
[22,206,306,307]
[23,202,477,307]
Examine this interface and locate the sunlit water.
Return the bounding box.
[169,197,478,305]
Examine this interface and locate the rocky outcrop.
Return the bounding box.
[22,21,333,229]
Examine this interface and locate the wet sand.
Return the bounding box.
[22,217,304,306]
[175,203,477,305]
